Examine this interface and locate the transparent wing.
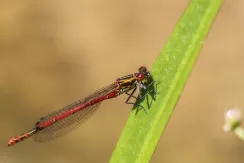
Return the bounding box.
[33,83,116,142]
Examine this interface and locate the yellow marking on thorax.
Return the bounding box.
[120,77,135,85]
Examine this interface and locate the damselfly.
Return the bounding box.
[8,66,157,146]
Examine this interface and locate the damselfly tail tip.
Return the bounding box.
[8,138,15,147]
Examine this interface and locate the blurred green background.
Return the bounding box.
[1,0,244,163]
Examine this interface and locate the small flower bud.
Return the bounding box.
[223,108,241,132]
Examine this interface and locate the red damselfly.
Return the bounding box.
[8,66,157,146]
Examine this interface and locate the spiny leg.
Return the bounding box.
[141,80,160,91]
[125,80,160,113]
[126,92,137,99]
[139,89,158,100]
[125,87,148,114]
[138,80,160,99]
[138,80,160,110]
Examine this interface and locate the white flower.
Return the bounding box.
[223,108,242,132]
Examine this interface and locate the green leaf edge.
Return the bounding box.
[109,0,223,163]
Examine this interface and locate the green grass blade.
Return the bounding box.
[109,0,223,163]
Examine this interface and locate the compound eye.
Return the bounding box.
[138,73,145,80]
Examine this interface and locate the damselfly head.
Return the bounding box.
[138,66,150,78]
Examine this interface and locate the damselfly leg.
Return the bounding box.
[125,80,160,114]
[139,80,160,99]
[125,86,148,114]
